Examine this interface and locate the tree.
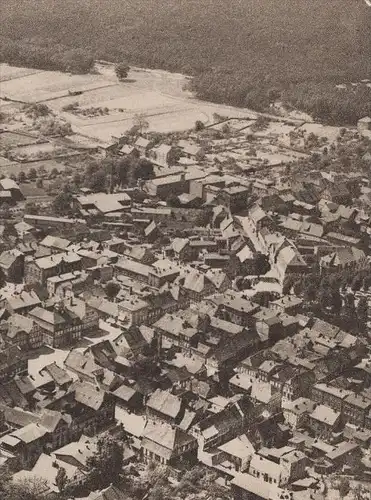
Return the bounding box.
[105,281,121,299]
[133,113,149,134]
[195,207,212,227]
[52,191,72,215]
[55,466,68,493]
[166,194,180,207]
[253,252,270,276]
[28,168,37,181]
[0,202,11,218]
[86,435,123,489]
[49,167,59,179]
[85,168,108,192]
[337,477,350,498]
[37,165,46,177]
[115,62,130,80]
[24,103,50,119]
[194,120,205,132]
[135,159,154,182]
[357,296,369,333]
[72,172,82,186]
[2,475,48,500]
[25,201,39,215]
[17,171,26,183]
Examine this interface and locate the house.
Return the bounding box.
[343,393,371,428]
[144,220,161,242]
[24,252,82,286]
[28,303,82,348]
[357,116,371,137]
[117,296,150,325]
[217,434,255,473]
[146,388,184,424]
[307,404,342,440]
[39,235,71,254]
[148,258,180,288]
[23,215,87,231]
[216,184,250,213]
[320,247,367,273]
[0,345,27,382]
[134,136,151,156]
[283,398,317,429]
[195,396,254,449]
[148,144,178,167]
[181,269,220,301]
[0,178,24,202]
[86,484,133,500]
[231,473,286,500]
[249,447,308,487]
[0,249,24,282]
[217,296,260,327]
[1,290,41,315]
[113,383,143,411]
[6,314,43,349]
[269,296,303,315]
[141,420,197,466]
[115,257,151,283]
[153,311,199,351]
[75,192,131,216]
[144,170,207,198]
[118,144,139,157]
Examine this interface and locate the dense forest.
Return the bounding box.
[1,0,371,124]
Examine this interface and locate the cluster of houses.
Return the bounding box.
[0,114,370,500]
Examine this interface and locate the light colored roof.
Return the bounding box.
[142,420,195,453]
[29,306,66,326]
[146,389,182,418]
[116,257,151,277]
[231,473,283,500]
[40,235,71,250]
[310,404,340,426]
[218,434,254,458]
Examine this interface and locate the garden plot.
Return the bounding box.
[1,63,261,139]
[0,65,114,103]
[0,64,42,82]
[0,131,39,148]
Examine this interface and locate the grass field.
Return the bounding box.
[1,63,258,140]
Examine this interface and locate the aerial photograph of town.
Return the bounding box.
[0,0,370,499]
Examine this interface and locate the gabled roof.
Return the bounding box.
[142,419,195,453]
[146,389,182,418]
[70,381,107,410]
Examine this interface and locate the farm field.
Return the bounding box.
[0,63,258,141]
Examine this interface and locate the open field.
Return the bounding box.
[1,63,258,141]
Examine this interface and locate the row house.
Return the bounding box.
[216,296,260,327]
[115,257,151,283]
[1,290,41,316]
[154,311,200,353]
[307,404,342,440]
[63,296,101,335]
[141,420,198,467]
[343,393,371,428]
[0,249,24,283]
[28,303,82,348]
[147,259,180,288]
[0,383,115,468]
[6,314,43,350]
[0,346,28,383]
[24,252,82,286]
[146,389,185,424]
[194,396,254,450]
